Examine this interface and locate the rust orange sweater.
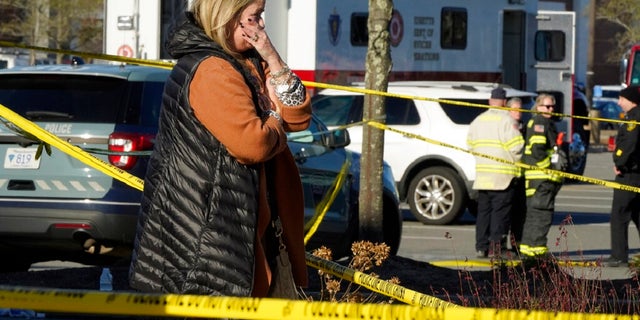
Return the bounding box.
[189,56,311,296]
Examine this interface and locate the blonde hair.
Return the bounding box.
[535,93,556,107]
[190,0,255,56]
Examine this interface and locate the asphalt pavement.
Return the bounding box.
[398,144,640,280]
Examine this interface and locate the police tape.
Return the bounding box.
[0,100,608,313]
[0,40,632,127]
[0,286,635,320]
[0,41,633,308]
[301,80,637,128]
[0,102,450,311]
[366,121,640,194]
[0,40,174,70]
[304,152,351,244]
[0,45,454,310]
[305,252,457,309]
[431,258,599,268]
[0,101,460,314]
[0,103,145,191]
[0,285,440,319]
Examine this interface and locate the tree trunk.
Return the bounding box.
[359,0,392,243]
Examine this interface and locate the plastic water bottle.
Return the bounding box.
[99,267,113,291]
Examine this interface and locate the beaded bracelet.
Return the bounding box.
[270,65,291,80]
[269,69,293,88]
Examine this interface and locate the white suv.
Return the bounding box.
[311,81,537,225]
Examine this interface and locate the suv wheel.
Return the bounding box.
[407,167,467,225]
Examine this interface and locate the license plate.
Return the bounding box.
[4,148,41,169]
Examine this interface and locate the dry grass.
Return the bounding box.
[302,216,640,315]
[302,240,399,303]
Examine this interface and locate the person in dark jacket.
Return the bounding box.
[506,97,527,251]
[605,86,640,267]
[129,0,312,297]
[519,94,564,257]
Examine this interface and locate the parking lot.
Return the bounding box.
[398,149,640,280]
[25,147,640,282]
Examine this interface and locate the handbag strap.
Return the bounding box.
[264,159,286,249]
[272,216,286,250]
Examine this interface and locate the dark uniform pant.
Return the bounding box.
[610,172,640,262]
[475,180,516,252]
[522,180,561,247]
[510,177,526,245]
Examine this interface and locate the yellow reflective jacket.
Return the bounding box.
[523,115,563,187]
[467,108,524,190]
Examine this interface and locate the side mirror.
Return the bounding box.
[328,128,350,148]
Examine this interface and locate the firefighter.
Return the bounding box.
[519,94,565,257]
[467,88,524,258]
[605,85,640,267]
[507,97,527,250]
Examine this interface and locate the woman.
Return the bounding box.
[519,94,563,258]
[129,0,311,297]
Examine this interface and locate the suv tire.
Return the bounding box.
[408,167,467,225]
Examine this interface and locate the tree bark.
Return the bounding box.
[359,0,392,243]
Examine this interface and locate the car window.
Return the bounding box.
[0,74,126,123]
[439,99,487,124]
[311,95,361,126]
[386,97,420,125]
[313,95,420,126]
[124,81,165,127]
[601,90,620,99]
[440,96,535,125]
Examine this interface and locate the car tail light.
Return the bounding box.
[108,132,155,170]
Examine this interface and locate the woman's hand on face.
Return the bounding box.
[241,18,280,64]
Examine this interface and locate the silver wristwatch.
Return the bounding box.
[275,82,295,95]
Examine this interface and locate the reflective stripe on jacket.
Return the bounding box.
[467,108,524,190]
[523,115,563,193]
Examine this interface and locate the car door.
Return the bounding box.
[287,116,356,254]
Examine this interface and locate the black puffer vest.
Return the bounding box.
[129,14,264,296]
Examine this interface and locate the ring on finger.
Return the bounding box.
[252,34,259,41]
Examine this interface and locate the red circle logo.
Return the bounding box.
[389,10,404,47]
[117,45,134,58]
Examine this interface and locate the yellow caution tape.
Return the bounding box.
[0,40,635,127]
[0,286,434,319]
[0,104,448,312]
[431,258,599,269]
[302,80,637,128]
[367,121,640,194]
[0,99,454,313]
[0,286,637,320]
[0,41,637,317]
[0,103,144,191]
[0,40,174,70]
[304,152,352,244]
[305,252,457,309]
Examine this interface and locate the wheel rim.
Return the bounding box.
[413,174,455,221]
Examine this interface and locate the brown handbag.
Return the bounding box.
[267,217,299,299]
